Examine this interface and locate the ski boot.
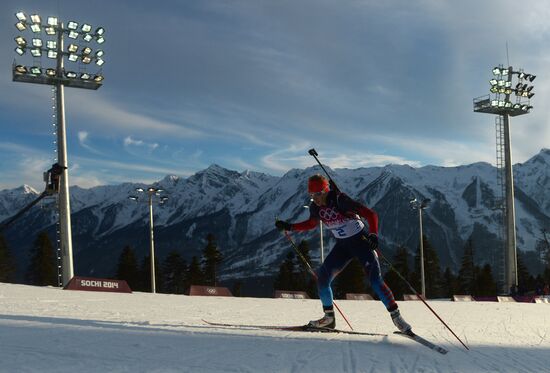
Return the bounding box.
[307,310,335,329]
[390,308,411,333]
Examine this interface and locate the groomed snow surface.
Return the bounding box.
[1,283,549,373]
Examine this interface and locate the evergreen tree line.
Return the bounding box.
[115,233,223,294]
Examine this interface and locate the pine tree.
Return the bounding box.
[457,239,476,295]
[475,264,496,296]
[441,267,458,298]
[332,258,366,299]
[383,246,410,300]
[187,256,204,290]
[139,255,163,293]
[0,233,16,283]
[202,234,223,286]
[115,245,140,290]
[414,235,443,298]
[162,251,187,294]
[294,240,317,298]
[273,251,297,291]
[516,254,531,295]
[26,232,57,286]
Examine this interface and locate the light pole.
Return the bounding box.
[129,187,168,293]
[473,65,535,294]
[410,198,430,298]
[303,202,325,262]
[12,11,105,286]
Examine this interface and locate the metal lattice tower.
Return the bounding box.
[494,115,507,293]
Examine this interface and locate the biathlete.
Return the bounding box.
[275,174,411,332]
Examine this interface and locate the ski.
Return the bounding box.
[394,331,448,355]
[202,320,387,336]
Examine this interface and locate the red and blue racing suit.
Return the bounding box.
[291,191,398,312]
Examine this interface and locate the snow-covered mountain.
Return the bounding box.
[2,150,550,283]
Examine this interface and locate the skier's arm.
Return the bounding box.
[338,193,378,234]
[290,217,319,232]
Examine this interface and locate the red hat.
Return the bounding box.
[308,177,329,193]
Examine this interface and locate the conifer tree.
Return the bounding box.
[457,239,476,294]
[26,232,56,286]
[441,267,458,298]
[475,264,496,296]
[294,240,317,298]
[115,245,140,290]
[187,256,204,290]
[202,234,223,286]
[413,235,443,298]
[384,246,410,300]
[139,255,163,293]
[0,233,16,283]
[162,251,187,294]
[274,251,297,291]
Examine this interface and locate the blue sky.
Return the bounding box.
[1,0,549,190]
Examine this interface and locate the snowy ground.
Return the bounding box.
[1,283,549,372]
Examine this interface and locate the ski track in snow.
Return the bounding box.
[1,284,550,372]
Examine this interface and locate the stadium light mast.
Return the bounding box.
[129,187,168,293]
[11,12,106,286]
[473,65,535,294]
[410,198,430,298]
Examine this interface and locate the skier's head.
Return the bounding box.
[308,174,329,206]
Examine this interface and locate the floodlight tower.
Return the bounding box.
[129,188,168,293]
[12,11,106,286]
[473,65,535,294]
[410,198,430,298]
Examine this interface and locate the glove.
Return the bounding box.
[363,233,378,250]
[275,220,292,232]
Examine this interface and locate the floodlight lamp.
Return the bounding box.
[505,101,512,108]
[67,21,78,30]
[513,103,521,109]
[489,86,498,93]
[522,84,528,90]
[82,46,92,55]
[30,66,41,75]
[515,82,522,89]
[68,30,78,39]
[32,38,43,47]
[45,26,56,35]
[136,187,144,192]
[497,80,504,87]
[95,27,105,36]
[15,22,26,31]
[128,196,138,201]
[498,87,505,94]
[521,105,529,111]
[96,58,105,66]
[492,67,501,75]
[15,12,27,22]
[80,72,91,80]
[489,79,498,86]
[15,65,27,74]
[15,47,25,55]
[93,74,104,82]
[491,100,498,107]
[518,72,525,79]
[68,53,78,62]
[505,81,511,88]
[31,48,42,57]
[47,40,57,49]
[46,68,56,76]
[15,36,26,46]
[67,44,78,53]
[501,69,509,76]
[47,17,58,26]
[83,33,93,42]
[82,23,92,33]
[527,92,535,99]
[526,86,534,92]
[498,101,505,107]
[30,24,41,33]
[65,71,77,78]
[95,50,104,57]
[30,14,41,24]
[82,56,92,64]
[47,50,58,59]
[96,36,105,44]
[504,88,512,95]
[528,75,536,82]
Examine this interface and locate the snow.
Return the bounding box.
[1,283,549,372]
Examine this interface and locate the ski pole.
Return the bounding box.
[307,148,469,350]
[283,231,354,331]
[376,249,470,350]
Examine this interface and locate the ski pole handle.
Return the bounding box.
[307,148,340,193]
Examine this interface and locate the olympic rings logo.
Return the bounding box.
[319,208,341,221]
